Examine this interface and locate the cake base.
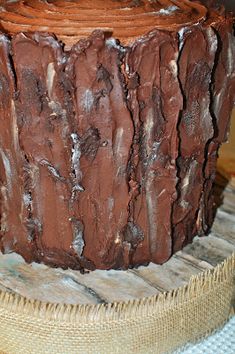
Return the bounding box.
[0,178,234,354]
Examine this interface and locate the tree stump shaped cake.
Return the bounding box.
[0,0,234,271]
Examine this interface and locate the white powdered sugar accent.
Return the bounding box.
[178,27,188,51]
[169,59,178,78]
[227,33,235,77]
[145,109,155,159]
[0,34,9,43]
[181,160,198,198]
[0,150,13,194]
[23,193,32,208]
[158,5,179,16]
[82,89,94,113]
[69,218,85,257]
[72,228,85,257]
[114,127,124,158]
[145,171,157,253]
[0,186,9,232]
[106,38,126,53]
[71,133,84,195]
[11,100,21,154]
[206,27,218,56]
[47,63,56,100]
[40,159,65,181]
[71,133,82,180]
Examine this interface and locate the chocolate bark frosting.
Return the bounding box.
[0,0,234,271]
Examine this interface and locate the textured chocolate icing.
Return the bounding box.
[0,0,207,48]
[0,1,234,271]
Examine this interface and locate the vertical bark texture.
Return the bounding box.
[0,19,234,271]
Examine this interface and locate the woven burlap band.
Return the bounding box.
[0,254,234,354]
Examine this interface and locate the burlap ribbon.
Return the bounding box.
[0,254,234,354]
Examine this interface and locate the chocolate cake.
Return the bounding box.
[0,0,234,271]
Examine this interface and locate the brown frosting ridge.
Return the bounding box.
[0,0,208,46]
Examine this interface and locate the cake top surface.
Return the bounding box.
[0,0,208,46]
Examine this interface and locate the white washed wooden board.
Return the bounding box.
[0,179,234,305]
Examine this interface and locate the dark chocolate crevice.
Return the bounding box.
[198,20,235,235]
[7,37,18,93]
[198,26,222,236]
[171,30,187,257]
[172,25,218,252]
[122,54,143,268]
